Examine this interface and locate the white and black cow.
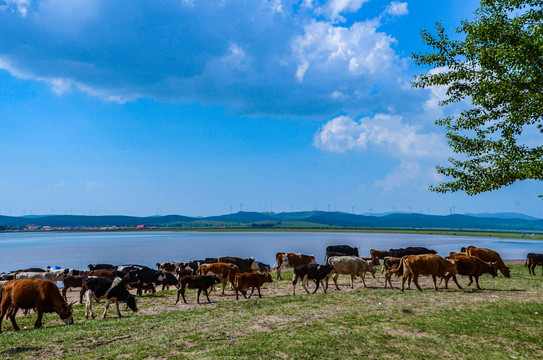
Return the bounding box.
[84,276,137,319]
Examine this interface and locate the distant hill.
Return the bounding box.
[0,211,541,231]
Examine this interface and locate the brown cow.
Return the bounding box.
[465,246,510,278]
[0,279,74,333]
[449,251,467,259]
[392,254,456,291]
[199,262,240,295]
[273,252,316,280]
[370,249,390,265]
[444,255,499,290]
[234,273,273,300]
[383,257,411,289]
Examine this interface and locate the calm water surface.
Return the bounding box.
[1,231,542,273]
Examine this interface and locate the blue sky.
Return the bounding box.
[1,0,541,218]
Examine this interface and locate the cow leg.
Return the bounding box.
[114,300,122,318]
[103,299,110,319]
[292,273,299,295]
[7,306,20,331]
[320,279,327,294]
[204,289,211,303]
[276,267,282,280]
[79,285,86,304]
[257,287,262,298]
[196,289,201,304]
[443,275,450,289]
[222,281,226,296]
[475,276,482,290]
[181,287,188,304]
[401,273,409,291]
[247,287,255,299]
[432,275,438,291]
[313,279,320,294]
[467,276,474,287]
[235,287,239,300]
[62,286,68,301]
[360,272,367,288]
[452,275,462,289]
[302,276,311,294]
[333,273,340,291]
[34,309,44,329]
[412,274,423,291]
[85,290,95,319]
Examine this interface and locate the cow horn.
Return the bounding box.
[491,262,498,265]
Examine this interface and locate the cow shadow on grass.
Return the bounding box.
[0,347,42,355]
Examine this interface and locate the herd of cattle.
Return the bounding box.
[1,244,542,334]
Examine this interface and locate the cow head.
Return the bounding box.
[309,255,317,264]
[126,294,138,312]
[59,302,74,325]
[501,265,511,278]
[212,275,221,285]
[487,262,499,277]
[262,273,273,284]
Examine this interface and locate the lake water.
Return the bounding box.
[1,231,542,273]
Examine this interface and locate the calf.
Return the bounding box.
[176,275,220,304]
[234,273,273,300]
[292,264,334,295]
[205,257,258,273]
[327,256,376,290]
[84,276,137,319]
[255,261,271,274]
[370,249,390,265]
[273,252,316,280]
[61,275,83,300]
[80,270,124,303]
[383,257,411,289]
[198,263,240,295]
[445,255,498,290]
[0,279,74,333]
[526,253,543,275]
[156,272,179,291]
[466,246,510,278]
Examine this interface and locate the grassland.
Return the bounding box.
[1,265,543,359]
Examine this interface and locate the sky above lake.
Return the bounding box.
[1,0,541,218]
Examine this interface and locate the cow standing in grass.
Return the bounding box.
[326,256,376,290]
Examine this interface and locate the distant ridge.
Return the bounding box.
[0,211,541,231]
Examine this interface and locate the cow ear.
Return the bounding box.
[69,301,75,308]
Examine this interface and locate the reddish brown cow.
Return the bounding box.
[0,279,74,333]
[392,254,456,291]
[234,273,273,300]
[466,246,510,278]
[444,255,499,290]
[199,263,240,295]
[370,249,390,265]
[273,252,316,280]
[383,257,411,289]
[449,251,467,259]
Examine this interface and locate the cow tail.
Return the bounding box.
[525,255,529,267]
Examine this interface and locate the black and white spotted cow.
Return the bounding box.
[84,276,137,319]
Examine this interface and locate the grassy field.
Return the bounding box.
[1,264,543,359]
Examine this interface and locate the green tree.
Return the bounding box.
[412,0,543,196]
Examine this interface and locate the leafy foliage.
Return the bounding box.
[412,0,543,196]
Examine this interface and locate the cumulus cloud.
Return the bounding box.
[384,2,408,16]
[372,162,419,191]
[313,114,449,159]
[0,0,409,117]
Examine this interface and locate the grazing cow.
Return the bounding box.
[324,245,359,261]
[156,261,181,274]
[61,275,83,300]
[444,255,498,290]
[526,253,543,275]
[0,279,74,333]
[465,246,510,278]
[198,263,240,295]
[176,275,220,304]
[80,270,124,303]
[88,264,117,271]
[205,257,258,273]
[273,252,317,280]
[392,254,456,291]
[292,264,334,295]
[327,256,376,290]
[15,271,64,282]
[388,247,437,258]
[122,266,165,296]
[84,276,137,319]
[180,260,205,274]
[370,249,390,265]
[383,257,411,289]
[234,273,273,300]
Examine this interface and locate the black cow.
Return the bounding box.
[84,276,137,319]
[255,261,271,273]
[88,264,117,271]
[14,268,47,273]
[156,271,179,290]
[325,245,359,261]
[121,266,165,296]
[0,273,16,281]
[292,264,334,295]
[175,275,221,304]
[62,269,85,276]
[526,253,543,275]
[204,257,257,273]
[388,247,437,258]
[61,275,83,300]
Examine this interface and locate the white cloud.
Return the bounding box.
[384,2,408,17]
[292,19,397,82]
[314,114,449,159]
[372,162,419,191]
[325,0,368,21]
[0,0,30,17]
